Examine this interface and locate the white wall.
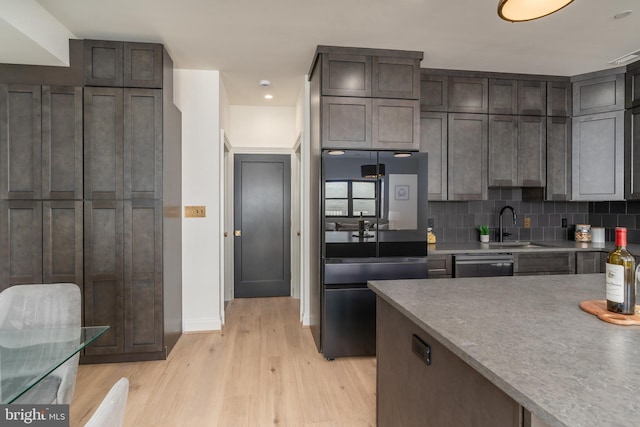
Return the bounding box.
[229,105,296,149]
[174,69,222,332]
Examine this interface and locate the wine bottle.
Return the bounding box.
[605,227,636,314]
[358,212,365,237]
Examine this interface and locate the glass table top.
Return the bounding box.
[0,326,109,403]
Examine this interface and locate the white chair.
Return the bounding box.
[0,283,81,404]
[84,377,129,427]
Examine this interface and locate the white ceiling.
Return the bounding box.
[4,0,640,106]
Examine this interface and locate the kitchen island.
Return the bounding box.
[369,274,640,427]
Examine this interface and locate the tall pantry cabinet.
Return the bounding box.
[0,39,182,364]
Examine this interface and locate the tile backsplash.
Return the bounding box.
[429,190,640,244]
[428,189,589,243]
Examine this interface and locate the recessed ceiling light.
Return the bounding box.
[393,152,412,158]
[614,10,632,19]
[264,94,273,100]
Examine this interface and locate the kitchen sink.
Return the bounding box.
[485,241,550,249]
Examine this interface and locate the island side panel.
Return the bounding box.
[376,296,523,427]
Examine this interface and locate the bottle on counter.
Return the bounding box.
[605,227,636,314]
[427,227,436,244]
[358,212,365,237]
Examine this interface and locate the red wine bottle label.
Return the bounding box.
[605,263,625,303]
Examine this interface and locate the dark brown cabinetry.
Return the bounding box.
[420,112,448,200]
[448,77,488,113]
[312,46,422,151]
[572,110,625,200]
[84,40,163,89]
[572,73,625,116]
[547,81,572,117]
[626,106,640,199]
[546,117,571,201]
[514,252,575,275]
[377,297,522,427]
[0,200,83,289]
[448,113,488,200]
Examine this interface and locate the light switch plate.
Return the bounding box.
[185,206,206,218]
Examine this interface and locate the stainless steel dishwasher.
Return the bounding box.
[453,254,514,278]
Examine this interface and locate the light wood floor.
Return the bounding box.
[71,297,376,426]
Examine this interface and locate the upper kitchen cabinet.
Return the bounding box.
[627,59,640,109]
[625,106,640,199]
[546,116,571,201]
[371,98,419,151]
[0,84,41,200]
[420,73,447,112]
[489,79,517,115]
[321,96,372,149]
[448,113,488,200]
[572,70,625,116]
[518,115,546,187]
[372,56,420,99]
[448,77,488,113]
[488,79,545,115]
[85,40,163,88]
[572,110,624,200]
[316,46,422,99]
[517,80,546,116]
[547,81,572,117]
[420,112,448,200]
[321,53,372,97]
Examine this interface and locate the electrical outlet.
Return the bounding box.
[185,206,206,218]
[524,217,531,229]
[562,218,567,228]
[427,218,434,228]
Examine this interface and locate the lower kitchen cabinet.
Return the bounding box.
[83,199,163,361]
[427,254,452,278]
[514,252,575,276]
[376,297,522,427]
[0,200,83,290]
[575,251,606,274]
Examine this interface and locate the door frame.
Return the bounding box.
[222,147,297,300]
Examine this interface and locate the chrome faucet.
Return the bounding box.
[499,205,517,242]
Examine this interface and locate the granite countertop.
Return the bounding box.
[368,275,640,427]
[427,240,638,255]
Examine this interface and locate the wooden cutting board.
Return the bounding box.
[579,300,640,326]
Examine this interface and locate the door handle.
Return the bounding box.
[234,230,242,237]
[297,231,301,236]
[224,232,228,237]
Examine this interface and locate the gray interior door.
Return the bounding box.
[234,154,291,298]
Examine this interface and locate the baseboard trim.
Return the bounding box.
[184,317,222,332]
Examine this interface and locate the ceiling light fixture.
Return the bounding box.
[497,0,574,22]
[264,94,273,100]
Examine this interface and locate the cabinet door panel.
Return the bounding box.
[0,84,42,199]
[321,97,372,149]
[321,54,371,97]
[547,81,571,117]
[517,80,546,116]
[627,64,640,109]
[373,57,420,99]
[84,40,124,87]
[420,74,447,112]
[573,74,625,116]
[518,115,546,187]
[84,200,124,355]
[420,112,448,200]
[546,117,571,201]
[448,113,488,200]
[448,77,488,113]
[124,89,163,199]
[625,106,640,199]
[0,201,42,289]
[124,200,163,353]
[43,201,83,286]
[572,111,624,200]
[488,115,517,187]
[42,86,83,199]
[489,79,516,115]
[84,87,124,199]
[372,99,419,151]
[124,42,163,88]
